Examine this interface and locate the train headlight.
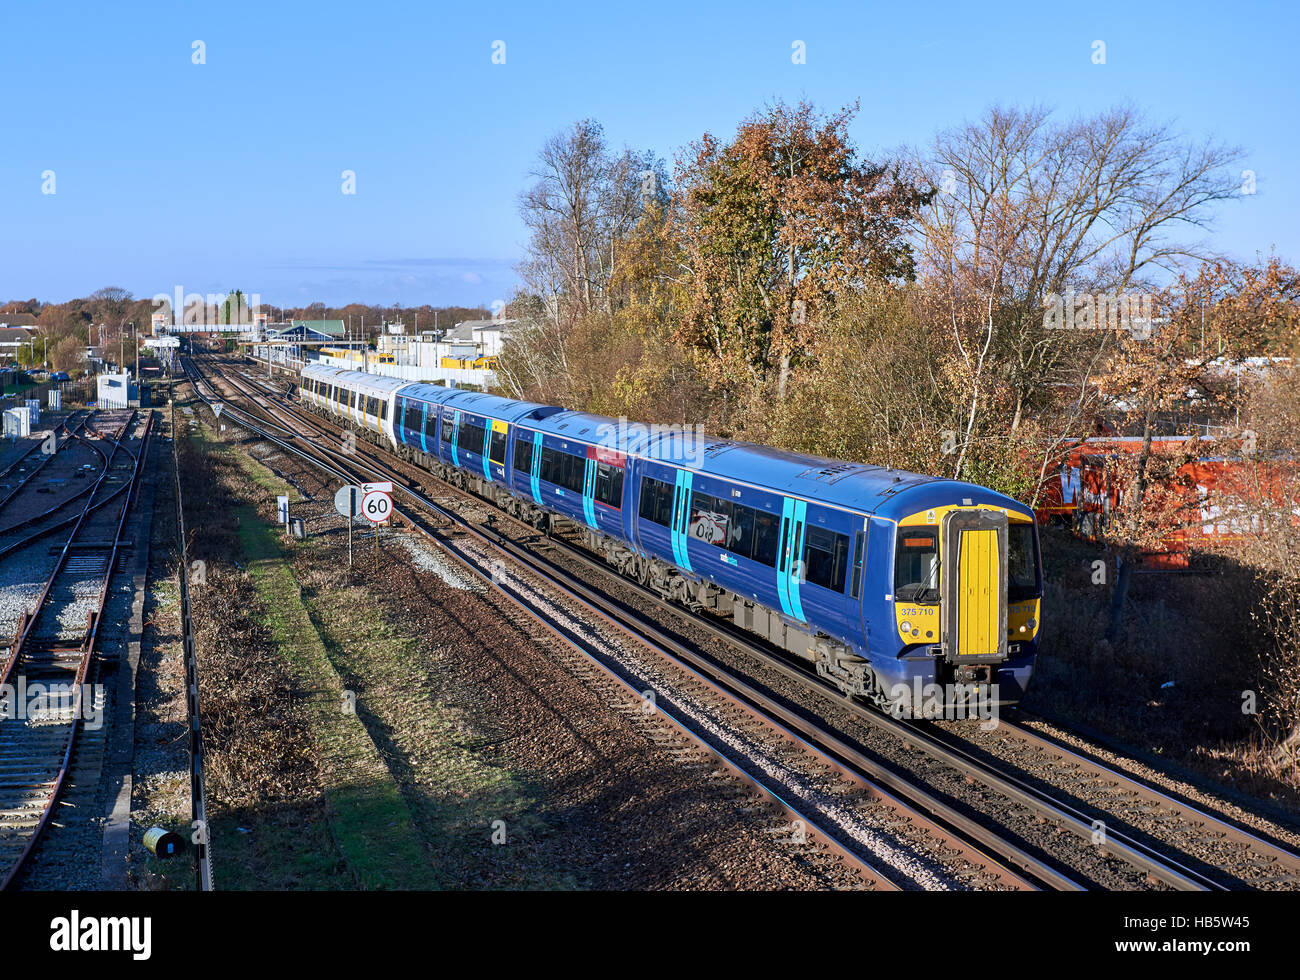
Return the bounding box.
[900,621,912,634]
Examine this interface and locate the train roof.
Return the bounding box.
[526,407,1032,521]
[301,363,411,396]
[298,366,1034,521]
[397,382,563,424]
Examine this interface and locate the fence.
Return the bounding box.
[0,379,94,418]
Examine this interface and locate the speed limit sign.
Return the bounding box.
[361,489,392,524]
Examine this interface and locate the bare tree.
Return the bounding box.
[913,105,1241,479]
[518,121,660,324]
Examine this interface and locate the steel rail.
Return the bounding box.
[0,412,153,890]
[170,402,214,891]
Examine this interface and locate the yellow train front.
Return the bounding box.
[875,495,1041,719]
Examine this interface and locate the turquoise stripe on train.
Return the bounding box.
[776,498,794,617]
[581,458,598,528]
[670,469,693,573]
[788,498,807,622]
[530,431,542,503]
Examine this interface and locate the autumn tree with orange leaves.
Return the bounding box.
[672,101,931,402]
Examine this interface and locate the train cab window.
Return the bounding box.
[638,476,675,527]
[802,526,850,593]
[379,399,389,421]
[489,427,507,465]
[593,462,623,508]
[894,528,940,604]
[850,531,865,599]
[1008,522,1040,601]
[515,436,534,473]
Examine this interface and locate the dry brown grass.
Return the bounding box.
[1030,525,1298,804]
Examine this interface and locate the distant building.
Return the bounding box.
[290,319,347,338]
[97,372,141,409]
[0,327,37,359]
[0,314,38,328]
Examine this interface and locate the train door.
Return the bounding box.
[669,468,694,572]
[775,497,807,623]
[530,432,544,502]
[488,420,508,481]
[849,523,867,641]
[581,455,598,529]
[479,419,493,482]
[942,510,1008,660]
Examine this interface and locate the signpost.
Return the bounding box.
[360,482,393,562]
[334,484,364,568]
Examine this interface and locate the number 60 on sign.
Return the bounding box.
[362,490,392,523]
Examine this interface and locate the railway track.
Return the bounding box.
[187,356,1072,890]
[169,403,213,891]
[193,353,1300,890]
[0,412,138,563]
[0,410,153,889]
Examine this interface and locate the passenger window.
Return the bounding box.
[638,477,673,527]
[727,503,755,557]
[638,477,661,522]
[490,429,507,465]
[688,492,731,546]
[594,462,623,508]
[516,437,533,473]
[565,453,584,492]
[750,510,779,567]
[803,525,849,593]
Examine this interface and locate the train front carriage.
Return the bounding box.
[869,484,1041,712]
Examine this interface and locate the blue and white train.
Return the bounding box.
[298,363,1042,710]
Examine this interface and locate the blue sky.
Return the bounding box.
[1,0,1295,308]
